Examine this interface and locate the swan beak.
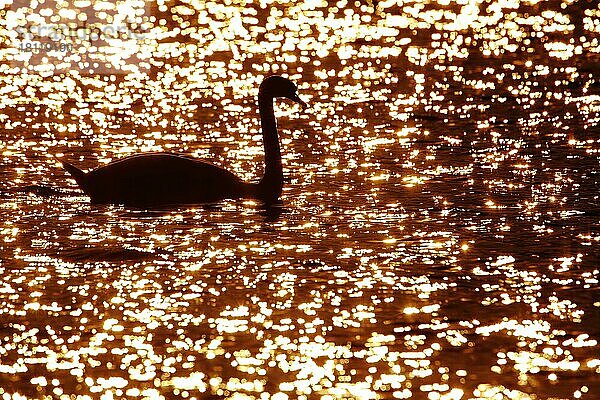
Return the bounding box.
[290,93,307,109]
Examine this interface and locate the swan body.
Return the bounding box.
[62,154,251,205]
[61,76,306,206]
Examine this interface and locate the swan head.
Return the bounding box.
[260,75,307,108]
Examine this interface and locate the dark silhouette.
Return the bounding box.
[62,75,306,207]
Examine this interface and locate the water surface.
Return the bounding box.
[0,0,599,398]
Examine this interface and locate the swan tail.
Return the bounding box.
[61,160,89,190]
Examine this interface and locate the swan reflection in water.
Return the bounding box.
[61,76,306,207]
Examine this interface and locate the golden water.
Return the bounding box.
[0,0,599,398]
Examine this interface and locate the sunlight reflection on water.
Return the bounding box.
[0,0,599,398]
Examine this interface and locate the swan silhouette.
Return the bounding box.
[61,75,306,206]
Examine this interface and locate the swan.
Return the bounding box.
[61,75,306,207]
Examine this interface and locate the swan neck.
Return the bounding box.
[259,96,281,172]
[258,93,283,201]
